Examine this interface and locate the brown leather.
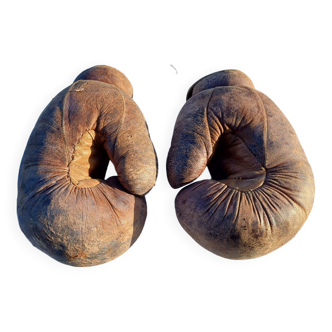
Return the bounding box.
[167,70,314,259]
[17,65,157,267]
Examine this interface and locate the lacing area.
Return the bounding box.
[68,130,109,188]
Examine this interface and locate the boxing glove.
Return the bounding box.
[18,65,157,267]
[167,70,314,259]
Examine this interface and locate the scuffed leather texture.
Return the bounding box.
[167,70,314,259]
[17,65,157,267]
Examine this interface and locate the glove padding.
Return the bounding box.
[17,65,157,266]
[167,70,314,259]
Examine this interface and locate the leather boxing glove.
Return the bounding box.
[17,65,157,266]
[167,70,314,259]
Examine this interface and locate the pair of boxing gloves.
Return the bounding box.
[17,65,315,267]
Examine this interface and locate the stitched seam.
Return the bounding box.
[110,86,126,160]
[228,88,267,169]
[61,83,85,166]
[262,99,268,168]
[251,88,268,168]
[205,88,216,161]
[114,86,126,134]
[59,104,70,166]
[257,93,268,168]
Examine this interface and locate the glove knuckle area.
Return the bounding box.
[175,179,307,259]
[18,177,147,267]
[167,91,213,188]
[109,97,157,195]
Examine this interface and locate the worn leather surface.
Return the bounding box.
[167,70,314,259]
[17,65,157,266]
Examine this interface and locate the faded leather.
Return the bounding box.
[17,65,157,267]
[167,70,314,259]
